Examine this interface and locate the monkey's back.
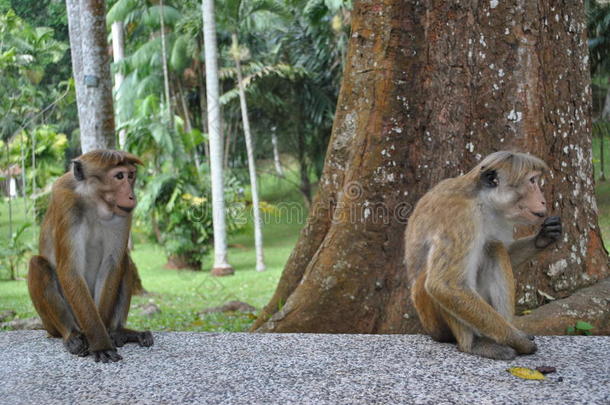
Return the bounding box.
[38,173,81,266]
[404,175,477,281]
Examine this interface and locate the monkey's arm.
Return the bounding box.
[425,244,534,354]
[507,236,538,268]
[508,216,562,268]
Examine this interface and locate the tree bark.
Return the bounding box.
[253,0,609,333]
[202,0,233,275]
[66,0,116,152]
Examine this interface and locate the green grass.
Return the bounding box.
[592,136,610,243]
[0,172,306,332]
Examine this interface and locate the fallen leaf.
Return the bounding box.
[507,367,545,380]
[535,366,557,374]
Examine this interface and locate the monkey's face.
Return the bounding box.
[103,164,138,217]
[505,171,547,225]
[482,169,547,225]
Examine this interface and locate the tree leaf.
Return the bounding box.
[507,367,545,380]
[575,321,594,331]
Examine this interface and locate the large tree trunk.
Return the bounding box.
[202,0,234,276]
[66,0,116,152]
[253,0,609,333]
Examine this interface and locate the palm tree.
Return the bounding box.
[219,0,289,272]
[229,35,265,271]
[202,0,234,276]
[111,20,127,148]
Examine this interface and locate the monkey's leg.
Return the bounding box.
[429,283,535,355]
[439,310,517,360]
[108,255,154,348]
[28,256,89,356]
[411,271,454,342]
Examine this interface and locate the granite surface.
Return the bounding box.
[0,331,608,404]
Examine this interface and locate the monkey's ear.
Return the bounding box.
[72,160,85,181]
[480,169,498,188]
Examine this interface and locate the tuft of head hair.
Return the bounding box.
[468,151,548,186]
[75,149,143,168]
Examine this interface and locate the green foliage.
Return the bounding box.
[136,165,246,269]
[106,0,139,25]
[170,35,191,73]
[33,191,49,225]
[1,126,68,194]
[567,321,595,335]
[0,222,34,280]
[587,0,610,75]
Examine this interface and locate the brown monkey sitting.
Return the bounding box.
[405,151,561,360]
[28,150,153,362]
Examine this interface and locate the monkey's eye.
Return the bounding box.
[115,172,124,180]
[128,171,135,180]
[529,176,536,184]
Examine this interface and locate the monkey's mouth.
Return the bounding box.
[523,210,545,224]
[117,205,134,214]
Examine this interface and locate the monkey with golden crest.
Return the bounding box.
[28,150,153,363]
[405,151,561,360]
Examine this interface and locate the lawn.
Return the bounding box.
[592,136,610,240]
[0,171,307,332]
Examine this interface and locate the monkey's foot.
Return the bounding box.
[64,332,89,357]
[93,349,122,363]
[469,338,517,360]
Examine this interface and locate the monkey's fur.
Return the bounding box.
[406,151,561,360]
[28,150,153,363]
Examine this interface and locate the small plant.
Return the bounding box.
[0,222,34,280]
[137,168,245,270]
[567,321,595,335]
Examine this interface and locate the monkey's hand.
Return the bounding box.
[93,349,123,363]
[64,332,89,357]
[137,331,154,347]
[110,329,154,347]
[109,330,128,347]
[535,216,562,249]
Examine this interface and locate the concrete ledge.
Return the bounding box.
[0,331,608,404]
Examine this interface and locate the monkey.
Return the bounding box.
[28,149,153,363]
[405,151,561,360]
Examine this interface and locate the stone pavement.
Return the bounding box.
[0,331,608,404]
